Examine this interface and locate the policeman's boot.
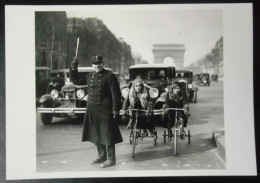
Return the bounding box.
[91,144,107,164]
[100,145,116,168]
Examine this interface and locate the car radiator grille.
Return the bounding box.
[61,100,75,108]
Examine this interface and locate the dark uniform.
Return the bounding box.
[70,56,123,168]
[82,68,123,144]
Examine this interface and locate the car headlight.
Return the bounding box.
[50,89,59,99]
[188,84,193,89]
[121,88,130,99]
[149,88,159,98]
[76,89,85,99]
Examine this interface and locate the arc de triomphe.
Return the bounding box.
[152,44,185,69]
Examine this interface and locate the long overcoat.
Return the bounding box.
[70,67,123,146]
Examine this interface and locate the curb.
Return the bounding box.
[212,129,225,161]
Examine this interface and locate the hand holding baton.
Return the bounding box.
[71,37,80,69]
[75,37,79,59]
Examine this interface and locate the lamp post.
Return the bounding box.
[40,41,47,67]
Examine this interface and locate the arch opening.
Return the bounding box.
[163,57,175,66]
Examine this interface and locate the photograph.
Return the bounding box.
[4,3,256,180]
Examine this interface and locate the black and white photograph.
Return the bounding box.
[4,3,256,180]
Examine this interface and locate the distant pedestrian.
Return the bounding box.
[70,56,123,168]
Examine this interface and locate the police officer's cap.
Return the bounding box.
[91,56,103,64]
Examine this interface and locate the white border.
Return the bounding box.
[5,4,256,179]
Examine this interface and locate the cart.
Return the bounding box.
[128,108,158,158]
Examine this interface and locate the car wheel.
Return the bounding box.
[40,103,53,125]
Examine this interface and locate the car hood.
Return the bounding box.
[61,83,88,92]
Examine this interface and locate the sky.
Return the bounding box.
[67,5,222,66]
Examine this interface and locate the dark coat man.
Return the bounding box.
[70,56,123,168]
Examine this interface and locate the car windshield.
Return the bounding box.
[202,74,209,78]
[130,68,167,80]
[36,70,50,78]
[65,71,89,85]
[176,72,192,78]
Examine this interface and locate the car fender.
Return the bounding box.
[39,94,52,103]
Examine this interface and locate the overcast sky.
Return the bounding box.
[67,5,222,66]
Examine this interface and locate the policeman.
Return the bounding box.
[71,56,123,168]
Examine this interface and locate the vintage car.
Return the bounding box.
[211,74,218,82]
[123,64,175,93]
[196,73,211,86]
[35,67,51,98]
[175,70,198,103]
[120,64,176,125]
[37,67,112,124]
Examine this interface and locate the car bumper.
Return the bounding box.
[38,108,164,115]
[38,107,87,114]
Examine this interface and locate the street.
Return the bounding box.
[36,81,225,172]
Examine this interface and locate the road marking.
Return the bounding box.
[41,161,48,163]
[162,163,168,166]
[121,162,126,165]
[61,161,67,163]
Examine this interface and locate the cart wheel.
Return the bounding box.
[180,129,185,140]
[129,130,133,145]
[132,131,138,158]
[173,130,178,156]
[154,131,158,146]
[188,129,191,144]
[163,129,167,143]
